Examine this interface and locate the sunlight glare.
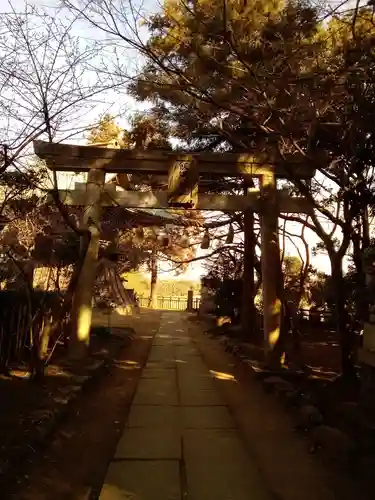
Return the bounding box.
[210,370,236,381]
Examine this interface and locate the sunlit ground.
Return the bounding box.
[210,370,237,382]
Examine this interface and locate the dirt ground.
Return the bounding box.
[0,331,130,495]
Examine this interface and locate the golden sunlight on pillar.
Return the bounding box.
[260,171,284,367]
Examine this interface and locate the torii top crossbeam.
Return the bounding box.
[34,140,316,179]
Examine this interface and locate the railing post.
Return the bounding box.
[187,289,194,312]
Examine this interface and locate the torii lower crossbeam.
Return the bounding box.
[55,187,311,214]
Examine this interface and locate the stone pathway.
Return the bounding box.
[98,312,272,500]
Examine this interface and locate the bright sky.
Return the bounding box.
[161,218,334,282]
[4,0,360,281]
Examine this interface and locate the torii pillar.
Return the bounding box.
[70,168,105,358]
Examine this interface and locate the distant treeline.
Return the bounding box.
[123,272,200,297]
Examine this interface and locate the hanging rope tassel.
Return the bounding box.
[225,224,234,244]
[201,228,210,249]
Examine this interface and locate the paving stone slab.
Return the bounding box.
[115,427,181,459]
[147,354,177,364]
[179,387,223,406]
[181,406,234,429]
[172,338,193,346]
[173,353,202,365]
[144,359,177,370]
[152,340,174,345]
[141,367,176,380]
[185,461,271,500]
[176,359,209,375]
[152,339,174,347]
[127,405,180,428]
[178,375,219,391]
[183,428,271,500]
[99,460,181,500]
[183,428,249,461]
[132,378,179,406]
[149,343,175,352]
[177,377,218,395]
[177,364,212,376]
[147,349,175,361]
[174,345,201,357]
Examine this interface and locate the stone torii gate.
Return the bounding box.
[34,140,314,363]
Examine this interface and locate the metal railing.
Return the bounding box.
[138,295,201,311]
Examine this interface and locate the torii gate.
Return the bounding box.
[34,140,314,363]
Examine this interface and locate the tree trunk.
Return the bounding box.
[31,320,52,381]
[148,252,158,309]
[290,243,310,365]
[331,257,357,379]
[352,233,368,324]
[357,211,370,324]
[241,208,258,341]
[362,207,370,250]
[29,236,91,380]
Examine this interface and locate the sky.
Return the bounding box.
[3,0,360,281]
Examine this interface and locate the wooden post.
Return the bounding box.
[241,183,257,340]
[187,289,194,312]
[70,168,105,358]
[168,156,199,208]
[259,171,284,367]
[148,251,158,309]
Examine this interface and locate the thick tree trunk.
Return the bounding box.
[354,211,371,325]
[30,236,91,380]
[31,320,52,381]
[148,252,158,309]
[362,207,370,250]
[289,250,310,365]
[352,234,368,324]
[241,208,258,341]
[260,173,286,368]
[331,258,357,378]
